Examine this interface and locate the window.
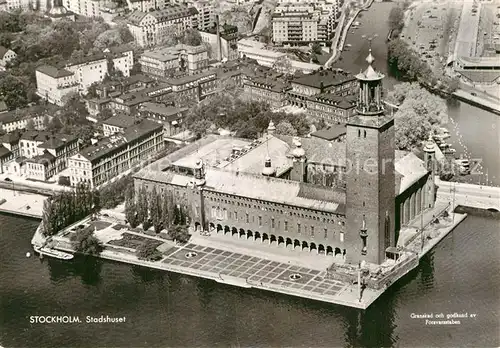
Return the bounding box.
[358,129,360,137]
[284,220,288,231]
[234,211,238,220]
[271,218,275,228]
[297,223,301,234]
[246,213,249,223]
[258,216,262,226]
[340,231,344,242]
[324,228,327,239]
[311,226,314,236]
[364,130,367,138]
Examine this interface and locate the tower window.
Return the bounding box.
[364,130,366,138]
[358,129,360,137]
[271,217,275,228]
[297,223,301,234]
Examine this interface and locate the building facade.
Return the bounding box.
[133,50,436,266]
[126,6,198,47]
[139,44,209,78]
[68,120,164,188]
[35,65,79,106]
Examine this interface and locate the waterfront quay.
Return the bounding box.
[31,202,466,309]
[0,188,46,218]
[436,178,500,211]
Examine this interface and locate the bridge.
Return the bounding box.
[436,178,500,211]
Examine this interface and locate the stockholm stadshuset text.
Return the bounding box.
[29,315,126,324]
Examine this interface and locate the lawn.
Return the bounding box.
[88,220,112,231]
[108,233,163,250]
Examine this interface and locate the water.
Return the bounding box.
[0,212,498,347]
[337,2,500,186]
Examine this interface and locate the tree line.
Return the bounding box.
[42,184,100,236]
[125,186,190,243]
[186,96,311,139]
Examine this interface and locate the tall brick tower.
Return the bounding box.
[345,45,395,265]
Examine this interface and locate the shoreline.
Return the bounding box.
[29,203,467,310]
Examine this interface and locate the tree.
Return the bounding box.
[125,188,139,228]
[388,6,405,33]
[136,186,149,228]
[275,120,298,136]
[311,42,322,55]
[189,119,213,139]
[71,227,103,255]
[272,55,294,78]
[25,118,35,131]
[150,187,162,233]
[94,29,124,50]
[136,240,162,261]
[41,198,55,237]
[310,52,319,64]
[168,224,190,244]
[180,29,202,46]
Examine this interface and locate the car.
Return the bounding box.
[4,178,12,182]
[471,92,477,96]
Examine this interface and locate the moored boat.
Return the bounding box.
[34,246,74,260]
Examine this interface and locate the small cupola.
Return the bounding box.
[292,140,306,159]
[261,155,276,177]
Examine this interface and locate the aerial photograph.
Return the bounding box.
[0,0,498,346]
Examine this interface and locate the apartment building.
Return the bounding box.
[139,44,209,78]
[272,1,338,45]
[5,0,29,11]
[139,102,188,139]
[103,46,135,78]
[0,113,46,133]
[102,113,136,136]
[243,77,290,109]
[68,119,164,188]
[63,0,101,17]
[166,70,218,106]
[65,54,108,93]
[20,131,78,165]
[35,65,79,106]
[126,5,198,47]
[24,151,56,181]
[306,93,357,123]
[287,69,356,107]
[189,0,215,31]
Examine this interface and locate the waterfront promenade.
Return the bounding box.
[0,188,45,218]
[32,199,466,309]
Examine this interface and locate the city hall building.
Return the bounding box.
[133,51,436,266]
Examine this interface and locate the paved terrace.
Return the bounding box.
[0,188,45,218]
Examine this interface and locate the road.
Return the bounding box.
[436,179,500,210]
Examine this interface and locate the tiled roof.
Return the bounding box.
[102,114,136,128]
[36,65,73,79]
[66,53,106,67]
[275,134,346,166]
[138,167,344,213]
[26,150,56,165]
[395,152,428,194]
[0,46,9,59]
[0,144,11,158]
[311,124,347,141]
[140,102,188,117]
[38,135,77,149]
[291,70,355,89]
[310,93,357,109]
[1,131,21,144]
[127,11,148,25]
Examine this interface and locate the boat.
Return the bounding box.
[34,246,74,260]
[442,148,456,154]
[354,21,360,26]
[455,159,470,175]
[346,44,352,47]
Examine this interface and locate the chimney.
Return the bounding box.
[216,14,222,62]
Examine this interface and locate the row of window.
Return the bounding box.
[207,193,341,223]
[210,206,341,239]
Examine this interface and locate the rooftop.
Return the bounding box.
[0,144,10,158]
[311,125,347,141]
[66,53,106,67]
[140,102,188,118]
[291,69,355,89]
[79,120,163,162]
[310,93,357,109]
[36,65,73,79]
[102,113,136,128]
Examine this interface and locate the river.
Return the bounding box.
[0,212,498,347]
[337,2,500,186]
[1,3,499,347]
